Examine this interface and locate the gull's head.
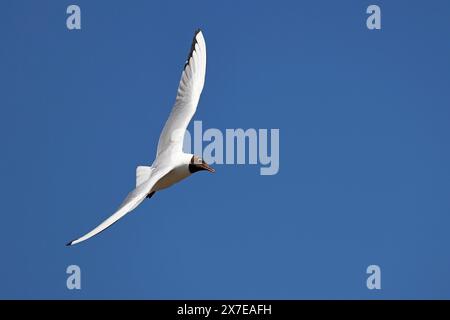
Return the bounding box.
[189,155,215,174]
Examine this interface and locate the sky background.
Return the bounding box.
[1,0,450,299]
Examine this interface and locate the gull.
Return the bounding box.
[67,30,214,246]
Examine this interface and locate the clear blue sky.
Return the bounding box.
[1,0,450,299]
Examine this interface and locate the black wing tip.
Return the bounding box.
[66,240,74,246]
[184,28,203,69]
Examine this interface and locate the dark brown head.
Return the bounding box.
[189,155,215,174]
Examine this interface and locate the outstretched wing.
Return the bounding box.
[66,166,173,246]
[156,29,207,156]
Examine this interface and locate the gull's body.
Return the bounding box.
[67,30,214,246]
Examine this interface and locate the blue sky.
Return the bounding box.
[1,0,450,299]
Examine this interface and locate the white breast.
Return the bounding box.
[152,164,191,192]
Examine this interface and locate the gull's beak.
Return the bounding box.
[199,161,215,173]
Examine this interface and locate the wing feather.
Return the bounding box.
[156,30,207,156]
[66,166,173,246]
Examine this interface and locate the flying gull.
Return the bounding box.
[67,29,214,246]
